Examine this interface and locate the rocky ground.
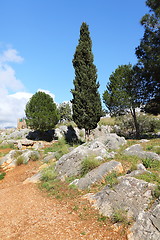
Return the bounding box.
[0,126,160,240]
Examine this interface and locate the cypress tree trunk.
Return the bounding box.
[71,22,102,137]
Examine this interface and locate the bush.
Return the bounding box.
[105,172,118,187]
[115,113,160,138]
[0,172,6,180]
[25,91,59,132]
[81,156,100,176]
[111,209,131,225]
[16,156,24,166]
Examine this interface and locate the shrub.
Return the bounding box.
[0,172,6,180]
[152,185,160,198]
[115,113,160,138]
[16,156,24,166]
[41,165,57,182]
[81,156,100,176]
[105,172,118,187]
[111,209,131,225]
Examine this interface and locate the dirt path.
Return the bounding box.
[0,161,127,240]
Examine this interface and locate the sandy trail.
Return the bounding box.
[0,161,127,240]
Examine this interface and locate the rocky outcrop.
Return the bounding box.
[124,144,160,161]
[0,128,30,140]
[128,201,160,240]
[85,176,156,219]
[55,140,107,179]
[71,160,123,190]
[0,149,40,170]
[97,133,126,150]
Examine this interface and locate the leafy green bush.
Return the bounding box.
[0,172,6,180]
[81,156,100,176]
[41,165,57,182]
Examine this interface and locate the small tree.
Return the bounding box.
[103,64,142,138]
[58,102,72,122]
[25,91,59,132]
[71,22,102,138]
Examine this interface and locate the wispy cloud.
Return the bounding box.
[0,48,24,95]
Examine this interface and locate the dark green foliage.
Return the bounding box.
[143,96,160,115]
[58,102,72,121]
[71,22,102,136]
[25,91,59,132]
[135,0,160,102]
[103,64,142,138]
[0,172,6,180]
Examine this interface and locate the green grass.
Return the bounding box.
[98,117,115,126]
[111,209,132,225]
[43,138,70,160]
[0,172,6,180]
[81,156,100,176]
[0,143,15,149]
[135,172,160,185]
[16,156,24,166]
[105,172,119,187]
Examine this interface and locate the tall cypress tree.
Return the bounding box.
[71,22,102,137]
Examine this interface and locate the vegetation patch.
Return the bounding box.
[105,172,119,188]
[111,209,132,225]
[81,156,100,176]
[0,172,6,180]
[135,172,160,185]
[16,156,25,166]
[44,138,70,159]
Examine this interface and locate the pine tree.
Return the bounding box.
[71,22,102,137]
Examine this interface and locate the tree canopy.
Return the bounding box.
[71,22,102,136]
[25,91,59,132]
[58,102,72,122]
[135,0,160,103]
[103,64,142,138]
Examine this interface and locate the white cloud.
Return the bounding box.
[0,47,24,95]
[0,48,24,63]
[0,92,32,128]
[0,89,56,129]
[37,88,55,100]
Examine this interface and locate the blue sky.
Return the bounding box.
[0,0,148,127]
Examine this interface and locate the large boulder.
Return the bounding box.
[85,176,156,219]
[72,160,123,190]
[128,202,160,240]
[97,133,126,150]
[55,140,110,179]
[124,144,160,161]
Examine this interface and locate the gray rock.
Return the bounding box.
[43,152,57,163]
[97,133,126,150]
[137,163,146,171]
[23,172,42,184]
[0,149,40,170]
[72,160,123,189]
[128,202,160,240]
[124,144,160,161]
[0,128,30,140]
[85,176,156,219]
[55,140,109,178]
